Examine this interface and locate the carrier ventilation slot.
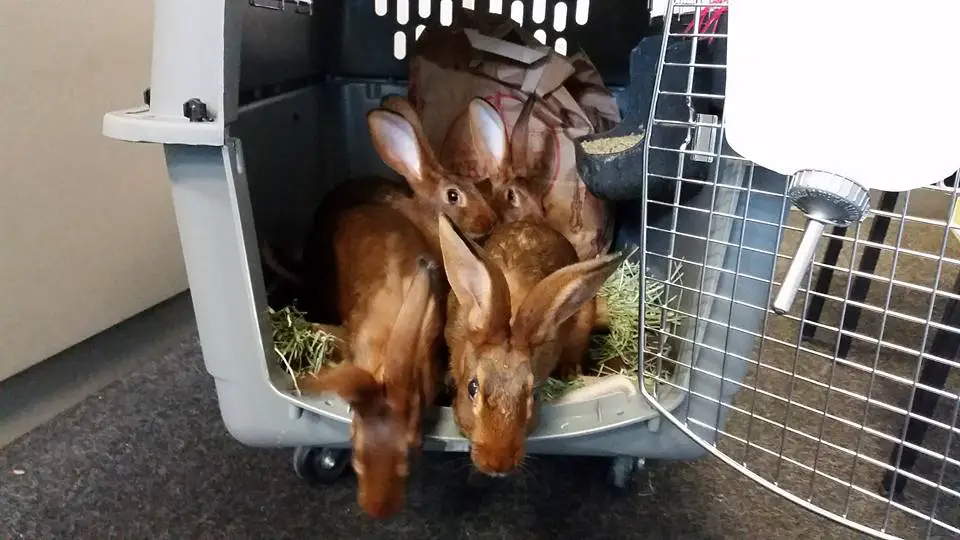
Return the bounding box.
[249,0,313,15]
[375,0,591,59]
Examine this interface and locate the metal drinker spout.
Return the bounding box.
[771,170,871,315]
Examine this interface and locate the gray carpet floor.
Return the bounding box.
[0,328,867,540]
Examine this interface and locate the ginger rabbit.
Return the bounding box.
[297,205,444,519]
[437,213,625,476]
[299,101,496,323]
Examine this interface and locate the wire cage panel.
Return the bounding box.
[642,2,960,539]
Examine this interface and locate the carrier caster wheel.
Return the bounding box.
[606,456,639,493]
[292,446,350,486]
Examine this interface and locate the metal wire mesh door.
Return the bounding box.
[639,2,960,538]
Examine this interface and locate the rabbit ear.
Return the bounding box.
[466,98,510,184]
[530,124,559,193]
[437,214,510,336]
[383,255,437,382]
[368,109,426,186]
[510,95,537,174]
[513,251,628,347]
[297,364,384,418]
[540,97,564,172]
[380,94,415,118]
[380,94,444,172]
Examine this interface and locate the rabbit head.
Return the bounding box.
[437,214,625,476]
[369,96,497,241]
[462,96,560,224]
[296,257,437,519]
[299,365,409,518]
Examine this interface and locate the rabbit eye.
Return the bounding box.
[467,377,479,400]
[445,188,461,205]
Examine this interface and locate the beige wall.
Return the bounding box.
[0,3,188,381]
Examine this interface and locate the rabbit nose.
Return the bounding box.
[473,214,496,236]
[471,444,521,476]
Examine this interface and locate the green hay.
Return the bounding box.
[535,376,586,402]
[268,251,686,403]
[534,247,686,403]
[268,306,343,394]
[589,250,686,395]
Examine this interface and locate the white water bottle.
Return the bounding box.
[722,0,960,314]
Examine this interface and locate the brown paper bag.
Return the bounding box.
[407,8,621,260]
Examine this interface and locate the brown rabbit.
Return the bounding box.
[300,102,497,323]
[459,95,563,224]
[460,95,614,331]
[437,213,625,476]
[297,205,444,519]
[371,96,498,251]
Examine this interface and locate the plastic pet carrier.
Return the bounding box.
[103,1,959,537]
